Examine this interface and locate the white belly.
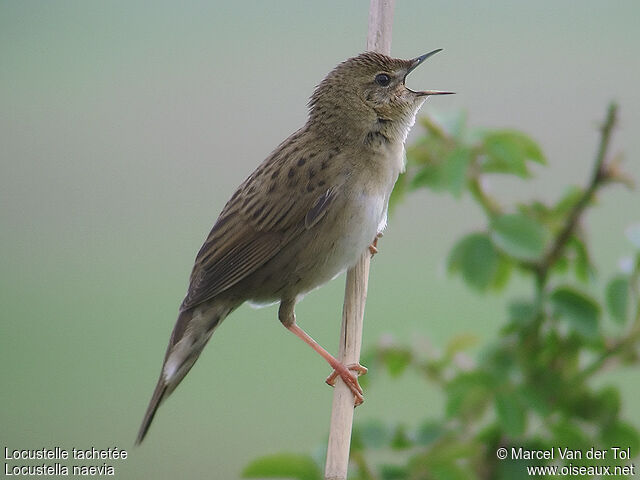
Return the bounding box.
[305,144,402,291]
[306,190,387,290]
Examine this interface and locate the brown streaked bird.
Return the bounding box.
[136,49,452,444]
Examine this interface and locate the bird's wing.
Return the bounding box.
[180,143,339,311]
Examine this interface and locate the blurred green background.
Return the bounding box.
[1,1,638,478]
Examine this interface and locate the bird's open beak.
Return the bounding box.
[406,49,455,96]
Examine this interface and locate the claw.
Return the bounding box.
[369,234,382,256]
[325,363,368,406]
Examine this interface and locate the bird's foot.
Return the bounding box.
[325,363,368,406]
[369,232,383,256]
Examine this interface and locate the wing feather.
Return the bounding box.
[180,134,339,311]
[181,230,282,310]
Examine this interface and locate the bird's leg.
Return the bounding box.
[369,232,383,256]
[286,322,366,405]
[279,300,366,406]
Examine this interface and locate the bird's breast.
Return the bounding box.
[247,140,405,303]
[298,144,403,286]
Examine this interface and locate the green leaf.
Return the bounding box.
[495,391,526,437]
[550,420,590,452]
[428,463,472,480]
[483,146,527,177]
[554,186,583,217]
[595,386,621,421]
[242,454,321,480]
[491,255,513,290]
[410,147,471,196]
[407,135,449,167]
[552,256,570,275]
[495,130,546,164]
[428,110,468,140]
[517,384,551,416]
[482,130,545,178]
[357,349,376,389]
[382,347,412,377]
[380,464,409,480]
[480,346,515,378]
[496,458,539,480]
[569,236,593,282]
[415,421,444,446]
[606,275,630,325]
[490,213,548,261]
[390,424,412,450]
[446,372,493,419]
[445,333,479,358]
[448,233,500,291]
[601,421,640,455]
[549,286,601,339]
[410,163,446,190]
[443,147,472,197]
[508,300,537,327]
[353,419,391,449]
[389,171,407,213]
[494,439,551,480]
[410,439,479,479]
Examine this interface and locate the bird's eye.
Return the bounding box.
[374,73,391,86]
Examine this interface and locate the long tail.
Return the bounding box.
[136,301,232,444]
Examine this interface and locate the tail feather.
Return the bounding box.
[135,374,167,445]
[136,303,231,444]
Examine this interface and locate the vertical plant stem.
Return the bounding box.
[324,2,394,479]
[325,257,371,480]
[367,0,394,55]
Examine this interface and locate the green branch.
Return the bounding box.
[534,103,619,284]
[468,175,502,218]
[577,325,640,382]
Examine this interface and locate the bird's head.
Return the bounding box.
[308,50,453,143]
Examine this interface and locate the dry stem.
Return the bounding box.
[324,1,395,479]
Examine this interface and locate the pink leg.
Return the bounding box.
[286,323,366,406]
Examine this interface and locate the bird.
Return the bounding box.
[136,49,452,444]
